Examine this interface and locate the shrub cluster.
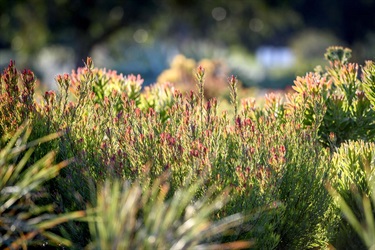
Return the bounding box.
[1,46,375,249]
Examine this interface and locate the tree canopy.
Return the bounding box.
[1,0,374,68]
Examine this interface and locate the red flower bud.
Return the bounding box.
[195,66,205,81]
[228,75,237,86]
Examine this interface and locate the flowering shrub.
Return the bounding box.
[157,54,232,100]
[328,140,375,249]
[70,65,143,109]
[0,61,36,138]
[286,46,375,148]
[1,46,375,248]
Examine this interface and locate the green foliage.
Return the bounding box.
[324,46,352,64]
[140,82,176,122]
[231,96,335,249]
[0,61,36,138]
[329,140,375,249]
[3,47,375,249]
[70,62,143,110]
[362,60,375,109]
[86,176,253,250]
[288,46,375,148]
[0,124,84,248]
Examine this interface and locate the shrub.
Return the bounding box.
[86,176,253,250]
[329,140,375,249]
[226,93,336,249]
[0,124,84,248]
[287,46,375,148]
[0,61,36,138]
[4,46,375,249]
[157,54,233,100]
[33,57,337,248]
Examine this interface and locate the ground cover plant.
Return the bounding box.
[0,124,84,248]
[1,46,375,249]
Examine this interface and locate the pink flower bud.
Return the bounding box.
[195,65,205,81]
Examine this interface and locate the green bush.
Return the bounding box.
[0,61,36,138]
[289,46,375,148]
[0,124,84,248]
[329,140,375,249]
[227,92,335,249]
[86,176,253,250]
[3,46,375,248]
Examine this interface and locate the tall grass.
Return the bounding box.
[0,124,84,248]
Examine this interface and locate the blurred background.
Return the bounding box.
[1,0,375,91]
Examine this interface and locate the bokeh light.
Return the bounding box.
[211,7,226,21]
[249,18,264,33]
[133,29,149,43]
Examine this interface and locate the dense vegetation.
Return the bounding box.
[1,46,375,249]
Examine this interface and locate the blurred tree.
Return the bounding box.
[289,0,375,45]
[1,0,374,69]
[158,0,302,49]
[0,0,158,67]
